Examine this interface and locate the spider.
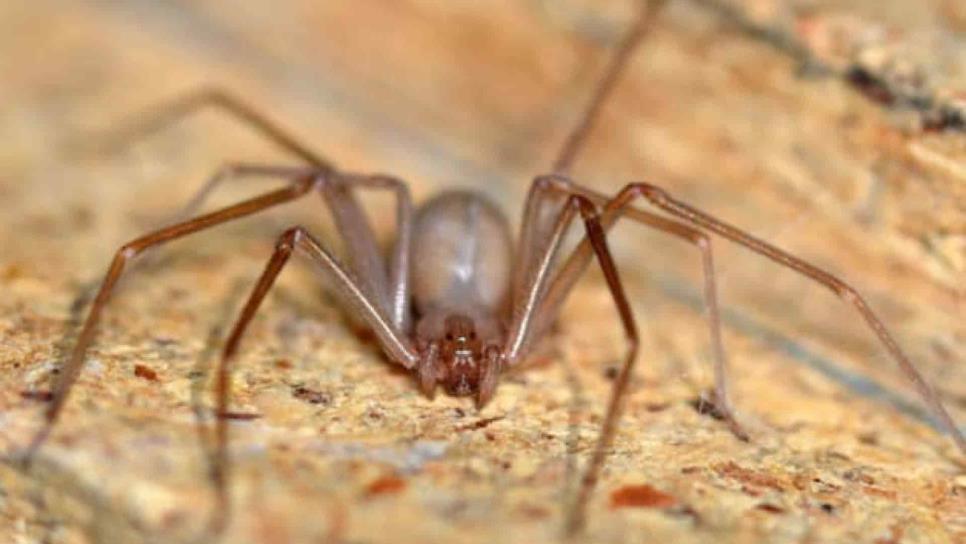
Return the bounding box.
[23,0,964,536]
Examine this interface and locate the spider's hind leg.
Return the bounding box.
[633,182,966,454]
[77,86,332,168]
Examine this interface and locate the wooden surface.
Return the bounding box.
[1,1,964,542]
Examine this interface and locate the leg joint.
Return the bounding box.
[118,242,140,261]
[277,226,308,251]
[568,194,599,219]
[628,181,668,204]
[213,162,242,178]
[692,231,711,250]
[534,173,575,194]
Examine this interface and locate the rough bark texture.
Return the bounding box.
[1,1,964,543]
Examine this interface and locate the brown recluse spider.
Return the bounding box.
[23,0,964,536]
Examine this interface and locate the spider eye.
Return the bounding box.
[445,333,454,341]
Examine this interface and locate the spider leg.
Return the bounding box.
[552,0,668,173]
[22,173,322,463]
[319,173,414,332]
[500,186,639,535]
[211,225,417,527]
[505,189,583,364]
[165,165,414,331]
[566,199,640,536]
[89,89,413,329]
[87,87,332,168]
[164,163,319,225]
[516,0,669,298]
[508,175,746,440]
[623,181,965,454]
[510,176,573,322]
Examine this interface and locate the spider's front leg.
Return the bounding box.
[23,172,323,463]
[202,169,416,531]
[500,186,641,536]
[512,175,748,440]
[210,224,418,528]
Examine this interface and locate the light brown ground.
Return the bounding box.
[0,1,964,543]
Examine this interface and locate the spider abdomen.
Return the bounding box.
[410,190,513,320]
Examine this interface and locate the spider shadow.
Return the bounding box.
[185,268,364,539]
[500,337,590,525]
[560,349,589,514]
[186,277,250,466]
[8,252,238,543]
[653,274,946,433]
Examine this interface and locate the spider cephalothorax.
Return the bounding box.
[416,314,502,403]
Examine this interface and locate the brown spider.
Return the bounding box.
[24,0,964,536]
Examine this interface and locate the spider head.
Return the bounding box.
[416,313,501,404]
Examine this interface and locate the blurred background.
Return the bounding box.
[1,1,964,543]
